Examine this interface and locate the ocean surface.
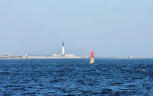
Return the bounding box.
[0,59,153,96]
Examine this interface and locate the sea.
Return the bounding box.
[0,59,153,96]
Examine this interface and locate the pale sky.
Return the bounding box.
[0,0,153,57]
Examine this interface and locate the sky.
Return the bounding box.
[0,0,153,57]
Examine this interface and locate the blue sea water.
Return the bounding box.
[0,59,153,96]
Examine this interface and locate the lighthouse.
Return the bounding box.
[62,42,65,56]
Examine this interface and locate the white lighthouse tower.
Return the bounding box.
[62,42,65,56]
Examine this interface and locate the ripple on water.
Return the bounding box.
[0,59,153,95]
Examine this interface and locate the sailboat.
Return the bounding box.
[90,50,95,64]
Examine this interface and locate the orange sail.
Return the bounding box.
[90,50,95,64]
